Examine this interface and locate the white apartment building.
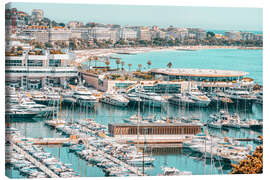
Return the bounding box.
[138,29,151,41]
[68,21,84,28]
[89,27,120,42]
[21,29,49,43]
[49,29,72,41]
[31,9,44,21]
[225,31,242,41]
[241,32,256,41]
[119,28,137,40]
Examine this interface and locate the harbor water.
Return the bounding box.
[6,49,263,177]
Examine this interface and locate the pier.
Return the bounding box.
[80,139,144,176]
[10,142,59,178]
[14,137,78,145]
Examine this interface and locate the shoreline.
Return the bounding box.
[74,45,262,62]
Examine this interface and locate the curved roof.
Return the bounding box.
[150,68,248,77]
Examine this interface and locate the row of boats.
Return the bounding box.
[6,128,79,178]
[47,119,193,176]
[6,85,263,112]
[47,118,156,166]
[5,84,263,120]
[183,134,253,163]
[208,110,262,130]
[101,86,262,108]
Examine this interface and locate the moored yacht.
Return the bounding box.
[160,167,192,176]
[209,89,233,105]
[224,87,257,105]
[185,88,211,107]
[14,99,55,117]
[168,94,196,106]
[101,92,129,107]
[72,86,98,108]
[129,89,167,108]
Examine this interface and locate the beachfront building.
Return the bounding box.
[138,28,151,41]
[5,50,78,89]
[224,31,242,41]
[89,27,120,42]
[187,28,207,40]
[150,68,254,91]
[241,32,256,41]
[119,28,137,40]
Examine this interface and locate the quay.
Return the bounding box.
[14,137,78,145]
[90,145,143,176]
[10,142,59,178]
[78,140,144,176]
[115,135,191,144]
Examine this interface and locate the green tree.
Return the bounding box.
[167,62,172,68]
[138,64,142,71]
[105,59,110,68]
[115,59,121,70]
[16,46,23,51]
[128,64,132,71]
[121,61,125,71]
[147,60,152,69]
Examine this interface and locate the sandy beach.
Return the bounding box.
[74,45,262,63]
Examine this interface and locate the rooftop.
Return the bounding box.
[109,123,202,127]
[150,68,248,77]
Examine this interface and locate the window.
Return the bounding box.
[49,59,61,67]
[27,60,43,67]
[5,60,22,67]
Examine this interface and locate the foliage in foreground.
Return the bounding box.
[231,145,263,174]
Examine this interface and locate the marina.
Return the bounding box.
[5,48,263,177]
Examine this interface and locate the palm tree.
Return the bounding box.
[167,62,172,68]
[147,60,152,69]
[128,64,132,71]
[88,56,93,67]
[138,64,142,71]
[105,59,110,69]
[94,56,98,67]
[121,61,125,71]
[116,59,121,70]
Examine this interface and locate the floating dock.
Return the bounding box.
[10,142,59,178]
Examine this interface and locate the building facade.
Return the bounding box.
[5,50,78,89]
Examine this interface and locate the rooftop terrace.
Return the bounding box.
[150,68,248,77]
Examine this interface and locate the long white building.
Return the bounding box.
[5,50,78,89]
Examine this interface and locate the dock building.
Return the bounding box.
[80,71,188,93]
[108,123,202,144]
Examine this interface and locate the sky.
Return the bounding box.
[7,2,263,31]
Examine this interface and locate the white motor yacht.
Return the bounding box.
[101,92,129,107]
[185,88,211,107]
[72,86,98,108]
[160,167,192,176]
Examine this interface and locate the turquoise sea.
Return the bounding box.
[6,49,263,177]
[111,49,263,85]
